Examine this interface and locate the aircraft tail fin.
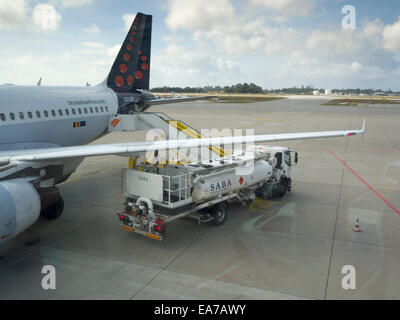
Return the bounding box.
[106,13,152,91]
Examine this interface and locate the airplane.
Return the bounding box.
[0,13,365,245]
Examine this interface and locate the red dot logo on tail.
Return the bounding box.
[135,70,143,79]
[127,75,134,86]
[114,76,124,87]
[119,64,128,74]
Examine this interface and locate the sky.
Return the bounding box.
[1,0,400,90]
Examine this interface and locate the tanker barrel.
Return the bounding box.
[193,155,269,176]
[191,160,273,202]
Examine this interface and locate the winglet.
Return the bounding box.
[362,118,366,134]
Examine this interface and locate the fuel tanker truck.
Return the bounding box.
[116,145,297,241]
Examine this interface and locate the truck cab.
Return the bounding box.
[253,146,298,199]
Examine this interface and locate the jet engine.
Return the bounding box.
[0,179,41,245]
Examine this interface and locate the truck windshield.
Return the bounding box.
[284,151,291,166]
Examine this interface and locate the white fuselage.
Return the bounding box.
[0,85,119,148]
[0,84,119,181]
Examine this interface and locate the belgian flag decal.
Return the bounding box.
[73,121,86,128]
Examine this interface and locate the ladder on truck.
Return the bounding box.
[165,119,228,157]
[108,112,229,164]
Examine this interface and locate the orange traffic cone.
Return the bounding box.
[353,218,361,232]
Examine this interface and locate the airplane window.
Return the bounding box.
[19,112,24,120]
[58,109,63,116]
[27,112,33,119]
[89,107,93,113]
[78,108,82,114]
[9,113,15,120]
[95,107,99,113]
[44,110,49,117]
[84,108,88,114]
[72,109,76,115]
[0,113,5,121]
[36,111,41,118]
[65,109,70,116]
[51,110,56,117]
[100,107,104,112]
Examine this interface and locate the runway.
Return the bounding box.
[1,97,400,299]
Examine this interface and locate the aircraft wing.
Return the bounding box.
[147,95,216,106]
[0,120,365,164]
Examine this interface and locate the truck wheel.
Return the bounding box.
[211,203,228,226]
[277,178,288,198]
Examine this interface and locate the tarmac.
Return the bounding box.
[1,97,400,299]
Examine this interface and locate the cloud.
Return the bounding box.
[249,0,315,21]
[32,4,61,31]
[165,0,236,32]
[305,29,362,58]
[122,13,137,31]
[164,0,308,55]
[6,53,77,67]
[83,24,101,34]
[1,52,89,85]
[53,0,94,8]
[250,0,298,11]
[0,0,29,30]
[382,17,400,52]
[80,42,120,57]
[362,18,384,39]
[0,47,115,86]
[152,44,243,87]
[81,41,104,49]
[273,52,387,89]
[193,21,302,55]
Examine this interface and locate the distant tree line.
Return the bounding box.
[150,84,398,95]
[222,83,263,93]
[150,83,263,94]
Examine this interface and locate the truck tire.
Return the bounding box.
[277,178,288,198]
[211,203,228,226]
